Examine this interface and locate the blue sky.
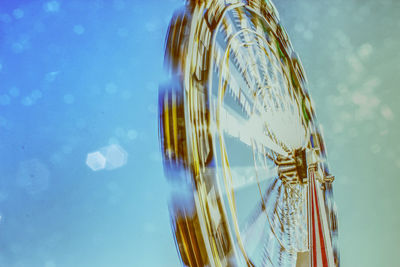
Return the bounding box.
[0,0,399,266]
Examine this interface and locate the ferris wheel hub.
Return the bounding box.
[160,0,340,265]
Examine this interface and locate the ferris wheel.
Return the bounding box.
[159,0,339,266]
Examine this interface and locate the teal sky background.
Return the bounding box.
[0,0,399,266]
[274,0,400,266]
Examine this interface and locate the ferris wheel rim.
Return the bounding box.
[160,1,339,266]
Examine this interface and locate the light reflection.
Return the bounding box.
[44,1,60,13]
[86,151,106,171]
[12,9,24,20]
[86,144,128,171]
[73,25,85,35]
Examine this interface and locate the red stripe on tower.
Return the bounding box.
[309,169,335,267]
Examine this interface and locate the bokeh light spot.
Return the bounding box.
[105,83,117,94]
[45,71,59,82]
[100,144,128,170]
[9,87,20,98]
[73,25,85,35]
[44,1,60,13]
[31,90,43,101]
[21,96,34,106]
[86,151,106,171]
[381,105,394,120]
[13,9,24,19]
[63,94,75,104]
[127,129,137,140]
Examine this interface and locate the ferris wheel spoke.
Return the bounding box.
[219,105,290,157]
[231,23,266,91]
[161,1,339,266]
[241,205,269,259]
[220,24,267,97]
[213,44,255,117]
[229,43,256,93]
[240,178,279,234]
[271,185,285,237]
[243,178,279,223]
[225,58,254,115]
[239,177,293,259]
[229,166,277,190]
[216,34,254,91]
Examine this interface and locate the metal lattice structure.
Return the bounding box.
[159,0,339,266]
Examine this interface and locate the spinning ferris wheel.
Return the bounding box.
[159,0,339,266]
